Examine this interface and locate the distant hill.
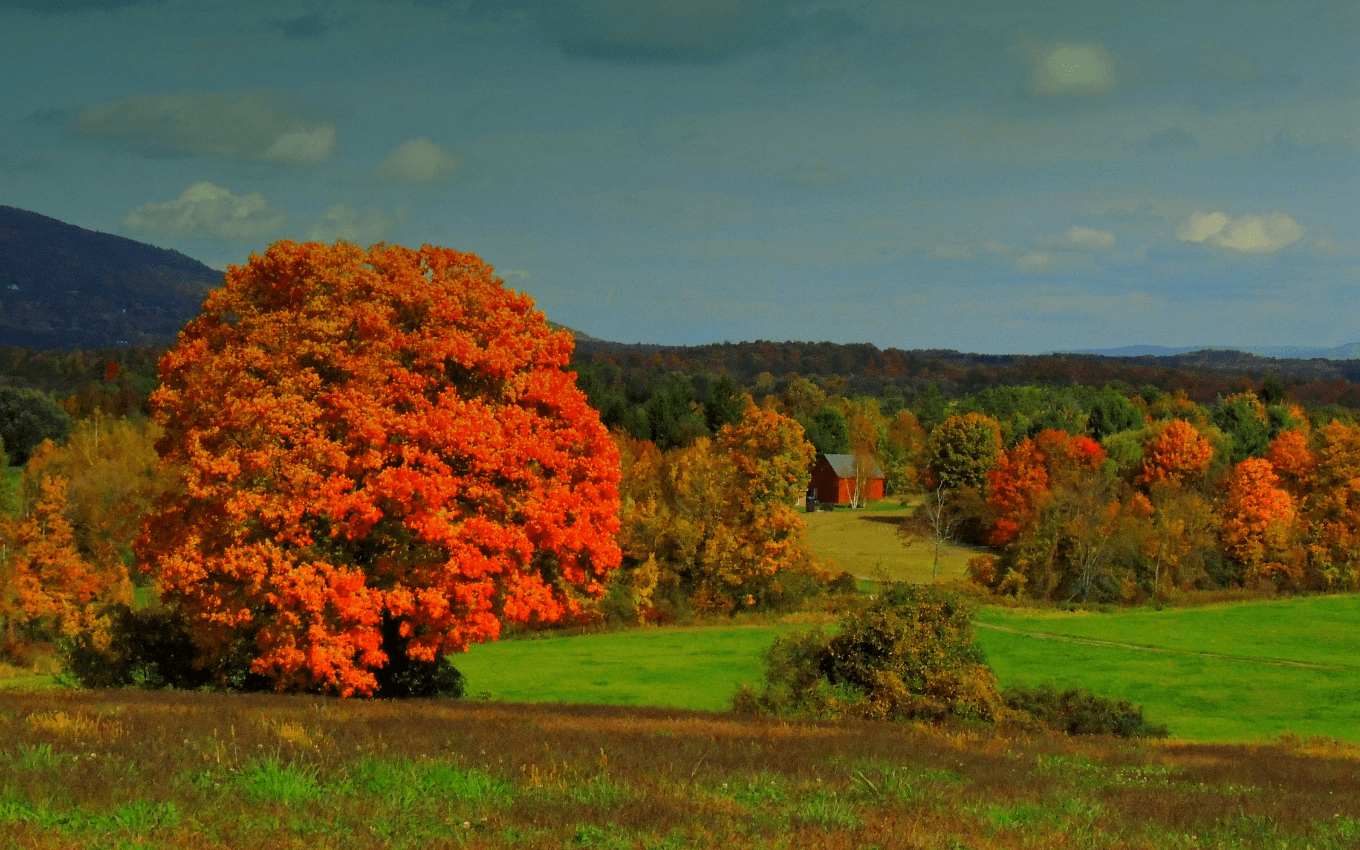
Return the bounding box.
[1068,343,1360,360]
[0,206,221,350]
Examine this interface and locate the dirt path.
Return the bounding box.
[973,621,1360,672]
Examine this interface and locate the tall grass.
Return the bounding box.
[1,689,1357,849]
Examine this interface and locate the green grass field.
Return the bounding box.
[457,595,1360,743]
[457,622,808,709]
[803,498,983,582]
[971,596,1360,742]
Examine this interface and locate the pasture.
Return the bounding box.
[458,595,1360,744]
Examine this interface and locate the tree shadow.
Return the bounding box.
[858,515,905,526]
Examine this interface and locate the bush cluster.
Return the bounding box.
[734,582,1168,738]
[733,584,1003,723]
[1001,684,1168,738]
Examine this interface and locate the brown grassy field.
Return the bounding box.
[803,500,982,583]
[2,689,1358,849]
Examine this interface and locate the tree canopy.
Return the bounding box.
[136,240,622,697]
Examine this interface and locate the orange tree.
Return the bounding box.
[136,241,621,697]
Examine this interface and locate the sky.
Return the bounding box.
[1,0,1356,353]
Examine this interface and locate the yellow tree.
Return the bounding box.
[1,476,122,651]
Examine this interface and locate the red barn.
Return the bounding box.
[808,453,885,505]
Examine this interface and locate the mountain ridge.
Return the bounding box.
[0,205,222,350]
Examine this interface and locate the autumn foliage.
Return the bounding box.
[136,240,621,696]
[1,476,128,651]
[614,404,819,616]
[1137,419,1214,487]
[1220,458,1300,587]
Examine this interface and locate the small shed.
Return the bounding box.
[808,453,885,505]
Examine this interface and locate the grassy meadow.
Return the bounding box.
[456,595,1360,745]
[2,689,1359,850]
[802,498,982,583]
[456,623,811,710]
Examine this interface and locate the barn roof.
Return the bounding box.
[819,453,885,479]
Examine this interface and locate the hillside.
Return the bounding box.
[0,206,221,350]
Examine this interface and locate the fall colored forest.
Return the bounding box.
[4,243,1360,699]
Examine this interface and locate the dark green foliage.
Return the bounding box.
[1260,375,1287,406]
[60,604,213,690]
[1212,398,1270,464]
[796,407,850,455]
[1087,388,1143,440]
[1002,684,1168,738]
[644,373,708,450]
[704,373,745,433]
[734,584,1002,723]
[1267,404,1302,438]
[0,387,71,465]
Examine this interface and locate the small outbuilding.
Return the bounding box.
[808,453,885,506]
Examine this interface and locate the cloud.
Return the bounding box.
[1045,226,1116,251]
[1175,211,1304,254]
[1016,250,1057,271]
[123,182,286,239]
[1028,43,1115,96]
[375,138,461,183]
[307,204,405,244]
[70,90,336,165]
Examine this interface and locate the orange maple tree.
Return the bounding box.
[1137,419,1214,488]
[136,240,621,696]
[1220,458,1300,586]
[986,430,1105,546]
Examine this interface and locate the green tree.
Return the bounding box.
[926,413,1002,490]
[1212,393,1270,464]
[0,388,71,466]
[1087,388,1143,440]
[703,373,744,433]
[796,407,850,455]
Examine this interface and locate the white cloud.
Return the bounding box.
[1029,43,1115,96]
[1016,250,1056,270]
[123,182,286,239]
[1046,226,1116,251]
[375,137,460,183]
[1175,211,1304,254]
[261,125,337,166]
[306,204,405,244]
[71,90,336,165]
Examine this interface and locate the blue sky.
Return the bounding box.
[2,0,1356,353]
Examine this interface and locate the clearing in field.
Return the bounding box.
[802,498,982,582]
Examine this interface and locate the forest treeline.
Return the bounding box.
[5,331,1360,677]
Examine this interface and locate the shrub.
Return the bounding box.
[60,603,213,690]
[1002,684,1168,738]
[61,604,464,698]
[734,583,1003,723]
